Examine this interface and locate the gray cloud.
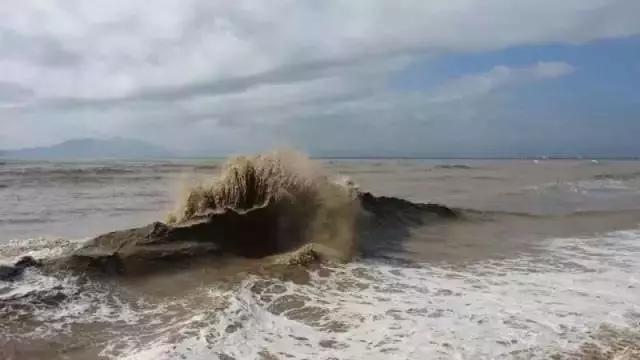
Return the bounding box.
[1,1,638,101]
[0,0,638,153]
[0,28,83,67]
[0,82,34,104]
[38,55,409,111]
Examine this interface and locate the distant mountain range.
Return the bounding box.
[0,138,174,160]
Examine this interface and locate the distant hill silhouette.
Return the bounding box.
[0,138,174,160]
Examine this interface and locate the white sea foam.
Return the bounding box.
[0,236,87,264]
[2,230,639,358]
[525,179,636,195]
[0,269,152,341]
[119,229,640,360]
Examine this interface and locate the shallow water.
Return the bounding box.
[1,158,640,359]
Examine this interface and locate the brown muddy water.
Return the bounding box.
[1,157,639,359]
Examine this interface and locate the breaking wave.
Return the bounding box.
[73,230,640,359]
[3,152,640,359]
[158,151,459,262]
[171,150,355,219]
[1,151,461,282]
[167,151,358,259]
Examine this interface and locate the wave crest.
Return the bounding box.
[169,150,360,258]
[173,151,325,220]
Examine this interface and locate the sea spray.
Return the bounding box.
[168,150,360,259]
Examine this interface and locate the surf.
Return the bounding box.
[1,150,458,280]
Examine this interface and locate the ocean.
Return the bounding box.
[1,155,639,359]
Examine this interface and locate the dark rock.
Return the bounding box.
[0,265,23,281]
[38,291,68,306]
[42,204,307,276]
[358,192,458,220]
[0,256,41,281]
[7,192,458,278]
[15,256,41,268]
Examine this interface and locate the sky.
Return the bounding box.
[0,0,639,157]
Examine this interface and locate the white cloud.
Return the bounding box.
[428,62,575,103]
[0,0,636,102]
[532,62,575,78]
[0,0,637,151]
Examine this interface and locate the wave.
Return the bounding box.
[3,228,639,359]
[113,229,640,359]
[4,153,640,358]
[434,164,472,170]
[11,149,640,280]
[593,171,640,181]
[1,163,220,176]
[0,166,135,176]
[0,217,57,225]
[442,206,640,223]
[141,162,219,173]
[2,151,460,280]
[158,152,458,261]
[165,150,361,259]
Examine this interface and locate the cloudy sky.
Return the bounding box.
[1,0,639,156]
